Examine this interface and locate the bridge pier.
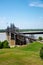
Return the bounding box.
[6,33,16,47]
[24,34,35,43]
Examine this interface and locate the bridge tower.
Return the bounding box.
[6,24,16,47]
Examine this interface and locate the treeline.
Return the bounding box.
[0,29,6,32]
[0,29,43,32]
[20,29,43,32]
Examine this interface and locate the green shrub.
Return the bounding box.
[40,47,43,59]
[2,40,10,48]
[38,37,42,41]
[0,41,3,49]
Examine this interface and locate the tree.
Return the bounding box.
[40,47,43,59]
[38,37,43,41]
[2,40,10,48]
[0,41,3,49]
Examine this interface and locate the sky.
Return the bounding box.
[0,0,43,29]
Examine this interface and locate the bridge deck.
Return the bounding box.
[19,31,43,34]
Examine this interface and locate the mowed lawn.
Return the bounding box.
[0,42,43,65]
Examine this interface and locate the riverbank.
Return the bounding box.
[0,42,43,65]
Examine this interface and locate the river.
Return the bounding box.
[0,33,7,41]
[0,32,43,41]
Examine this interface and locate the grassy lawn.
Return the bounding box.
[0,42,43,65]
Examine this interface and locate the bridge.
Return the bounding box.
[5,24,43,47]
[0,24,43,47]
[19,31,43,34]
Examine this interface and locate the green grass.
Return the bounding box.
[0,42,43,65]
[18,42,43,51]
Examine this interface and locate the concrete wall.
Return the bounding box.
[6,33,15,47]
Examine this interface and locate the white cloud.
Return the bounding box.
[29,2,43,8]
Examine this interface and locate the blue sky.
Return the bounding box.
[0,0,43,29]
